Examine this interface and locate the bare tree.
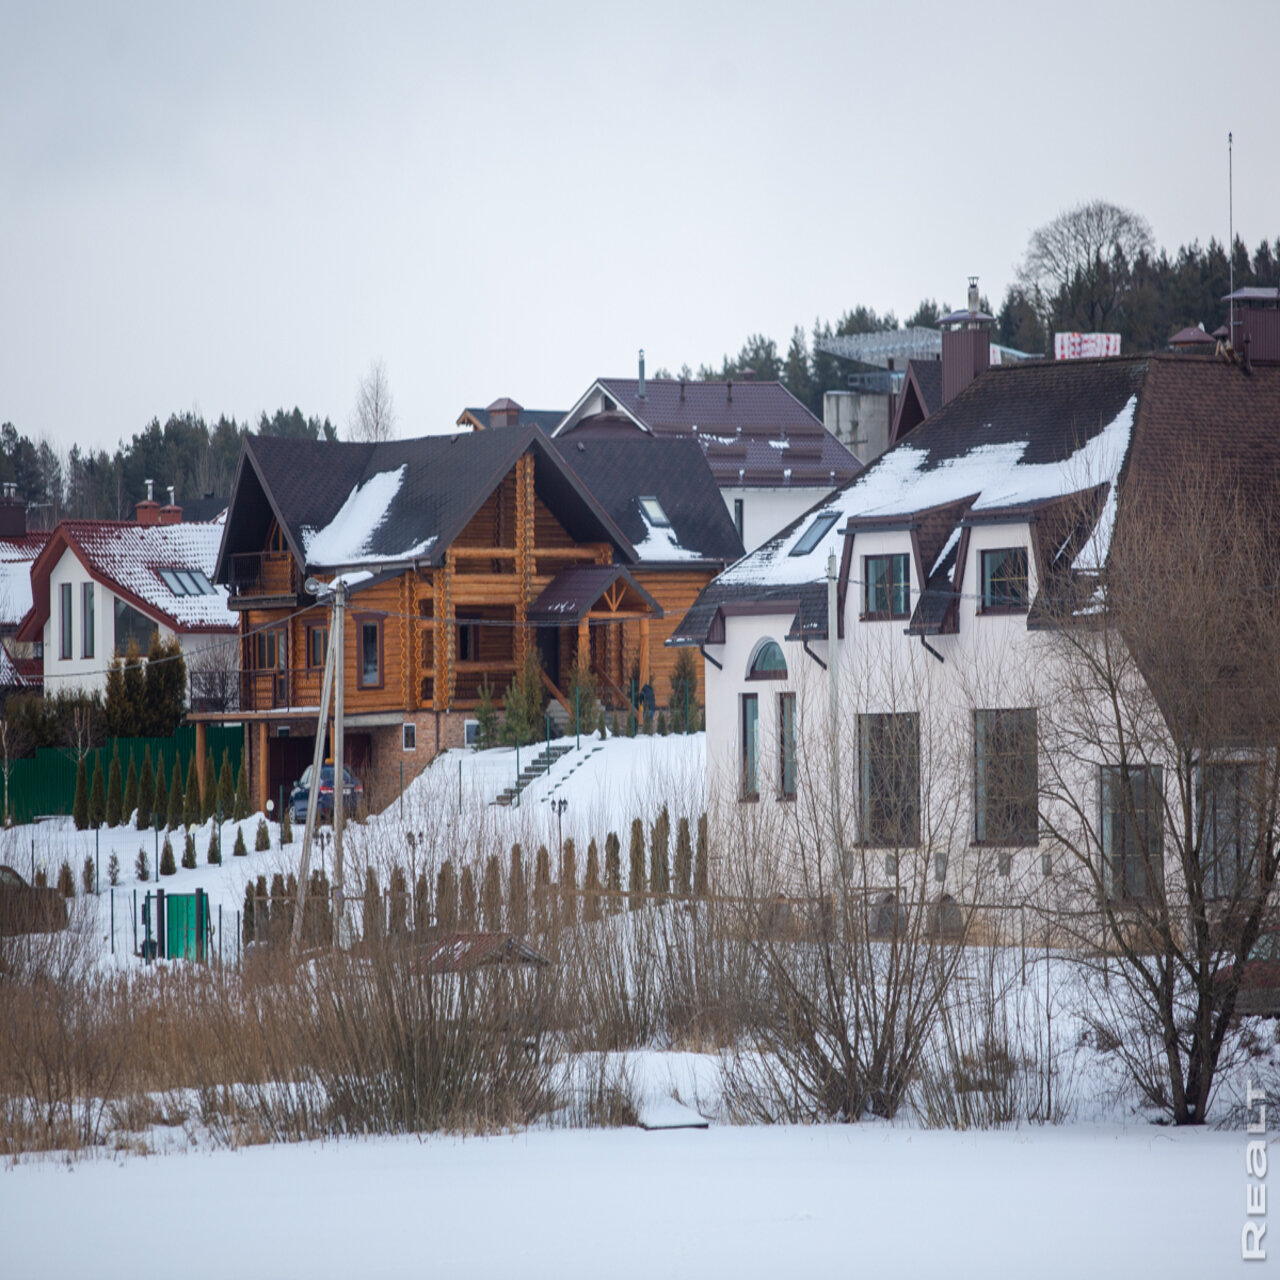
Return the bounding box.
[187,640,240,714]
[348,359,397,443]
[1034,462,1280,1124]
[1017,200,1154,333]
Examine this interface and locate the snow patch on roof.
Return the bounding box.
[722,395,1137,590]
[302,466,435,568]
[0,535,47,628]
[632,511,706,563]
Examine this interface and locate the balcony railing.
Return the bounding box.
[229,552,298,600]
[238,667,324,713]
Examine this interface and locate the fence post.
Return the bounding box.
[110,886,114,955]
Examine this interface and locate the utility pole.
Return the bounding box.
[332,579,347,948]
[827,551,841,864]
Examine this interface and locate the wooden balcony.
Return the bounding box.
[228,552,300,607]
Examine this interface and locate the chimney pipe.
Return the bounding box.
[968,276,980,314]
[727,380,733,403]
[638,349,646,400]
[146,478,154,503]
[679,380,686,401]
[1243,333,1253,376]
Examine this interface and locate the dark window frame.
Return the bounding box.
[306,624,328,670]
[778,691,797,800]
[973,708,1039,847]
[356,613,384,690]
[80,582,95,659]
[980,547,1030,613]
[791,512,839,557]
[1199,760,1260,900]
[858,712,921,847]
[863,553,911,621]
[1100,764,1164,904]
[733,498,744,541]
[746,640,788,681]
[402,722,417,752]
[740,692,759,801]
[457,615,481,663]
[113,598,157,657]
[59,582,73,660]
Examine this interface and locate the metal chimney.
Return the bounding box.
[637,349,646,399]
[146,478,154,502]
[968,276,980,314]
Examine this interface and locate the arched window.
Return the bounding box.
[747,639,787,681]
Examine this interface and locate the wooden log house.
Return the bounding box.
[198,428,741,812]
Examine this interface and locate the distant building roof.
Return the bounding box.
[557,378,860,491]
[0,531,50,630]
[457,398,565,432]
[1169,326,1216,348]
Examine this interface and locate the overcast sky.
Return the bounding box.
[3,1,1278,458]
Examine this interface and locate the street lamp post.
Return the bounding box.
[552,797,568,856]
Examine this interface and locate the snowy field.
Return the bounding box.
[0,1121,1244,1279]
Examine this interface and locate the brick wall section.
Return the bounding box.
[362,709,472,813]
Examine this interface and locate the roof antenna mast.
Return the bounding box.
[1229,131,1235,348]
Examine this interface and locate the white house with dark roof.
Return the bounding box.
[554,358,860,553]
[17,494,236,699]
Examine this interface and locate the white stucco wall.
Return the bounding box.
[721,486,834,555]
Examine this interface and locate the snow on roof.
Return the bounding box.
[720,395,1136,590]
[66,521,236,632]
[0,533,48,629]
[301,465,436,568]
[0,642,28,687]
[631,510,705,564]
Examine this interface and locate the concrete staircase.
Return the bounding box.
[492,742,574,807]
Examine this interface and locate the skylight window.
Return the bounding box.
[639,497,671,527]
[159,568,215,596]
[790,512,839,557]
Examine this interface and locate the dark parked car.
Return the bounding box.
[0,864,69,935]
[1215,931,1280,1018]
[289,764,364,824]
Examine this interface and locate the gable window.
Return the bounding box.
[114,599,157,656]
[733,499,744,541]
[307,625,328,669]
[1100,765,1164,903]
[1200,762,1259,899]
[59,583,72,660]
[864,554,910,620]
[858,713,920,846]
[778,692,797,800]
[266,521,288,554]
[80,583,95,659]
[980,547,1030,612]
[791,512,839,557]
[974,709,1038,845]
[747,640,787,681]
[639,497,670,527]
[359,619,383,689]
[740,693,759,800]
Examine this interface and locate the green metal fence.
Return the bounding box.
[3,724,244,825]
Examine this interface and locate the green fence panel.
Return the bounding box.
[5,725,243,825]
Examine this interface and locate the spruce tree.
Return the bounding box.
[123,753,139,823]
[108,851,120,886]
[650,805,670,895]
[363,866,382,940]
[207,828,220,864]
[182,829,197,870]
[88,754,106,828]
[81,855,95,895]
[138,748,157,830]
[233,757,250,820]
[255,816,270,851]
[57,860,75,897]
[218,749,234,817]
[508,844,527,934]
[202,751,217,821]
[436,860,458,932]
[481,854,502,931]
[284,873,297,939]
[280,804,292,845]
[534,845,551,931]
[135,847,150,882]
[183,755,202,828]
[159,834,176,876]
[270,872,287,945]
[583,838,602,922]
[560,838,577,926]
[254,875,270,944]
[243,881,256,946]
[232,825,247,857]
[413,872,430,938]
[605,832,622,909]
[694,813,709,898]
[106,745,123,827]
[674,816,693,897]
[628,818,645,909]
[388,866,408,935]
[459,865,477,930]
[165,757,183,829]
[73,755,89,830]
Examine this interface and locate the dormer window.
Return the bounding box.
[159,568,215,596]
[980,548,1030,612]
[791,512,839,557]
[747,640,787,680]
[864,554,910,620]
[639,497,670,527]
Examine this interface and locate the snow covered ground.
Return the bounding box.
[0,1120,1244,1279]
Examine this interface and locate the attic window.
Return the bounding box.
[639,497,670,527]
[159,568,215,596]
[791,512,839,557]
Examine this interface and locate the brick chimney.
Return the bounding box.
[136,478,160,526]
[1225,287,1280,363]
[0,482,25,537]
[159,484,182,525]
[940,276,994,404]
